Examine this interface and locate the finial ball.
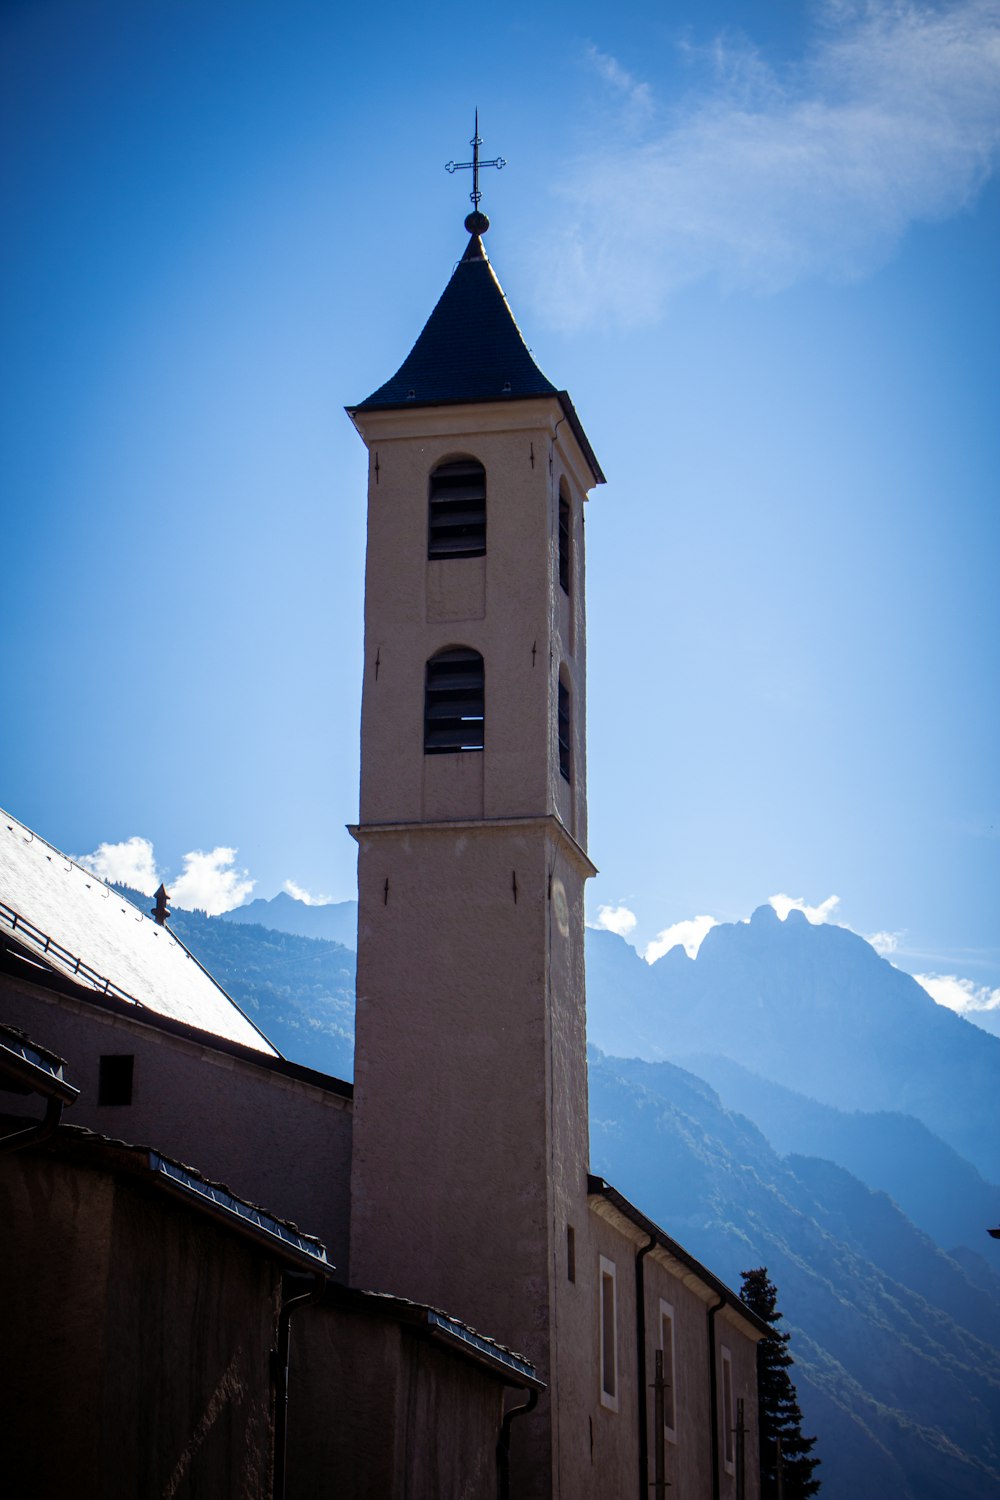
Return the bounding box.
[465,210,490,236]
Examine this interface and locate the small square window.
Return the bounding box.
[99,1054,134,1106]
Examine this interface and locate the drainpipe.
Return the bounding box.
[635,1231,657,1500]
[273,1272,323,1500]
[497,1386,539,1500]
[708,1293,726,1500]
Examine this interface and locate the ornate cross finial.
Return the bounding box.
[445,110,505,233]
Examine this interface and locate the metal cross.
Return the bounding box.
[445,110,506,208]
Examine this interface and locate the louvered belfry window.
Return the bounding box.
[428,459,486,559]
[558,678,571,782]
[424,648,485,754]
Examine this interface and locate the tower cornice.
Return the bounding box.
[348,813,597,880]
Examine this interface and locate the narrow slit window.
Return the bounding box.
[558,678,571,783]
[600,1256,618,1410]
[558,490,571,594]
[424,648,485,754]
[99,1054,134,1106]
[567,1225,576,1283]
[721,1346,735,1472]
[660,1301,677,1438]
[428,459,486,559]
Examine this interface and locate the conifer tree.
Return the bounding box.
[740,1267,820,1499]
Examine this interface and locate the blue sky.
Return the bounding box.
[2,1,998,1022]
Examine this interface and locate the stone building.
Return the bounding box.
[0,200,765,1499]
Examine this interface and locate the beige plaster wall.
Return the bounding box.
[1,972,353,1267]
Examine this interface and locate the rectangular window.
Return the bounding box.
[659,1300,677,1440]
[721,1346,735,1473]
[600,1255,618,1411]
[99,1054,134,1106]
[567,1225,576,1283]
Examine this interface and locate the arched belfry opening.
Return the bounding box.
[423,647,485,754]
[428,458,486,560]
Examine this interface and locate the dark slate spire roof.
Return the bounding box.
[356,233,556,408]
[349,231,604,484]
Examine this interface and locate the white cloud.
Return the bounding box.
[170,847,254,915]
[592,903,639,938]
[645,914,718,963]
[535,1,1000,327]
[283,878,333,907]
[915,972,1000,1015]
[865,929,902,956]
[768,893,841,924]
[78,836,160,895]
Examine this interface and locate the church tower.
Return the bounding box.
[346,181,604,1496]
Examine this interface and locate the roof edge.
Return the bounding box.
[346,390,605,487]
[587,1174,770,1339]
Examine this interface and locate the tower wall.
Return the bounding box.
[347,394,599,1497]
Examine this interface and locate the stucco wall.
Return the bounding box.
[286,1302,505,1500]
[0,970,353,1267]
[1,1143,279,1500]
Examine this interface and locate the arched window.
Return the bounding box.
[558,676,571,782]
[424,648,485,754]
[558,486,571,595]
[428,459,486,560]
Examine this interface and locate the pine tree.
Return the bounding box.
[740,1267,820,1499]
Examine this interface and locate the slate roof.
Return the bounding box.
[0,809,278,1056]
[350,231,605,485]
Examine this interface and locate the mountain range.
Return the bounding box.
[128,887,1000,1500]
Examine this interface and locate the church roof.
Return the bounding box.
[349,231,605,485]
[0,809,278,1057]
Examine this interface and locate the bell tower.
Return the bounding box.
[346,183,604,1497]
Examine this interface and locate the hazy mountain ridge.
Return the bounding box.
[220,890,358,948]
[587,907,1000,1183]
[674,1051,1000,1257]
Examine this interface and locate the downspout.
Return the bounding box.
[635,1231,657,1500]
[497,1386,539,1500]
[273,1272,323,1500]
[708,1293,726,1500]
[0,1094,64,1154]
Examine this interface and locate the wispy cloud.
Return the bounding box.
[284,878,333,907]
[584,44,654,130]
[915,972,1000,1016]
[645,913,718,963]
[171,847,254,915]
[537,1,1000,327]
[591,902,639,938]
[768,892,841,924]
[78,836,160,895]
